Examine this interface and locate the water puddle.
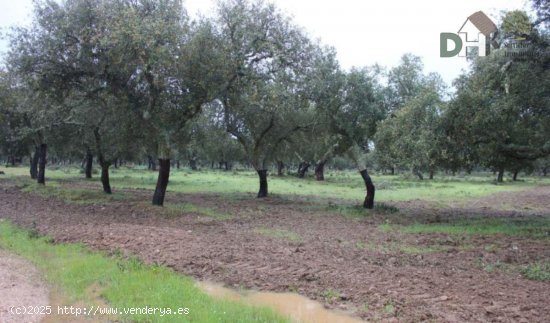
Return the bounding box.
[198,281,363,323]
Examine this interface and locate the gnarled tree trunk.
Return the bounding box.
[314,159,326,181]
[189,158,197,170]
[94,127,112,193]
[148,155,157,170]
[257,169,268,198]
[97,153,112,194]
[276,160,284,176]
[30,146,39,179]
[360,169,375,209]
[85,149,93,179]
[496,167,504,183]
[297,161,310,178]
[413,168,424,180]
[152,159,170,206]
[347,142,375,209]
[37,144,47,184]
[100,163,112,194]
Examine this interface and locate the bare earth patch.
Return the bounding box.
[0,249,49,323]
[1,182,549,322]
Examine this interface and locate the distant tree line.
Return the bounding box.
[1,0,549,207]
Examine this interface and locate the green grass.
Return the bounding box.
[21,182,128,205]
[383,300,396,315]
[254,227,302,242]
[0,221,288,323]
[390,217,550,238]
[163,203,231,220]
[325,202,400,219]
[320,288,340,304]
[355,241,367,249]
[477,259,550,282]
[397,244,447,254]
[356,240,450,254]
[521,262,550,281]
[378,223,392,233]
[3,166,547,205]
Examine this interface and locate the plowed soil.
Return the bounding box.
[1,180,549,322]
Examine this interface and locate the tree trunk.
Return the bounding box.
[360,169,375,209]
[257,169,268,198]
[390,167,395,175]
[276,160,284,176]
[190,159,197,170]
[114,158,118,169]
[315,159,326,181]
[429,169,434,180]
[176,160,180,169]
[414,168,424,180]
[224,161,230,171]
[97,153,111,194]
[297,161,310,178]
[148,155,156,170]
[30,146,39,179]
[152,159,170,206]
[37,144,47,184]
[100,163,112,194]
[10,156,16,166]
[85,149,93,179]
[93,127,111,193]
[513,170,518,181]
[496,167,504,183]
[543,167,548,176]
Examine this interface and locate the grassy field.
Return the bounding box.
[2,165,548,205]
[2,165,550,321]
[379,217,550,238]
[0,221,288,323]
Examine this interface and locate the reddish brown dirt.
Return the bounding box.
[1,181,549,322]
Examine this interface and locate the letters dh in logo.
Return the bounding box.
[440,11,497,57]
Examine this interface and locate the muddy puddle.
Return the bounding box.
[198,281,363,323]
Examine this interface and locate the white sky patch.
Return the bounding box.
[0,0,530,87]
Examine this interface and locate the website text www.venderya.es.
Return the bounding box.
[10,305,190,317]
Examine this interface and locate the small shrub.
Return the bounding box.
[522,262,550,281]
[320,288,339,303]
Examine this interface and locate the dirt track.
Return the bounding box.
[1,181,549,322]
[0,249,49,323]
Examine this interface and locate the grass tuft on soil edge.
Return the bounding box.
[0,220,288,323]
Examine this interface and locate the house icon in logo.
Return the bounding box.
[457,11,497,56]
